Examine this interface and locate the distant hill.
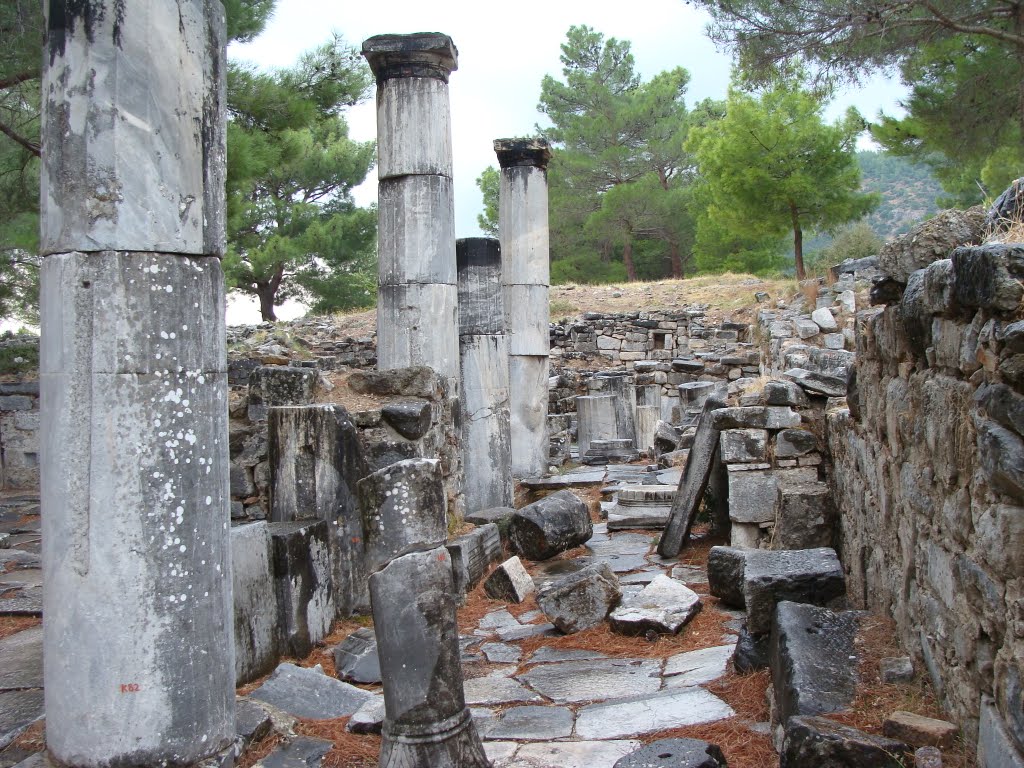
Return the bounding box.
[857,150,940,238]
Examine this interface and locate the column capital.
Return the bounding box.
[362,33,458,84]
[494,138,552,170]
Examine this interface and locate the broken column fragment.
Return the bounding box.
[537,562,622,633]
[496,138,552,478]
[457,237,513,512]
[370,547,489,767]
[576,394,619,457]
[508,489,594,560]
[39,2,234,765]
[363,33,460,390]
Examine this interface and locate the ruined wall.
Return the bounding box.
[828,244,1024,760]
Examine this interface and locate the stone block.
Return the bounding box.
[733,628,770,672]
[764,380,810,408]
[770,602,859,724]
[484,556,536,603]
[878,206,985,283]
[609,574,701,635]
[775,429,817,458]
[268,521,334,658]
[381,399,432,440]
[720,429,768,463]
[333,627,381,685]
[464,506,515,527]
[231,522,280,685]
[728,470,779,525]
[378,175,456,285]
[774,481,835,550]
[976,415,1024,499]
[538,563,622,634]
[711,407,801,431]
[574,687,734,740]
[708,546,747,607]
[348,366,443,399]
[447,524,503,595]
[743,548,846,635]
[508,489,593,561]
[811,308,838,331]
[248,366,321,421]
[880,657,915,684]
[882,711,957,750]
[953,244,1024,312]
[784,368,848,397]
[823,333,846,350]
[978,694,1024,767]
[613,737,727,768]
[781,716,909,767]
[250,663,372,720]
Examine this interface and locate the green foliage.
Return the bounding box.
[538,26,701,282]
[224,34,376,320]
[688,75,877,279]
[0,331,38,375]
[856,150,939,238]
[806,221,882,273]
[475,166,499,237]
[550,253,628,285]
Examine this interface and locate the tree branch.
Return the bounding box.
[0,69,39,91]
[0,120,40,157]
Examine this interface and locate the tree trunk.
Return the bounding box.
[790,203,806,281]
[255,283,278,322]
[623,235,638,282]
[669,240,683,279]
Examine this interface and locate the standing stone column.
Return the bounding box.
[39,2,234,765]
[495,138,552,477]
[457,238,513,512]
[371,546,489,767]
[363,34,459,392]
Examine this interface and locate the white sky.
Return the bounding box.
[224,0,908,324]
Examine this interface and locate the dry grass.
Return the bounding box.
[0,615,40,640]
[298,717,381,768]
[10,720,45,751]
[646,718,776,767]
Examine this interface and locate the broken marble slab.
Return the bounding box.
[537,563,622,634]
[0,689,44,751]
[249,663,372,720]
[500,740,644,768]
[346,695,385,735]
[609,575,702,635]
[663,644,736,688]
[486,705,575,740]
[527,647,608,664]
[0,627,42,691]
[258,736,332,768]
[575,687,735,740]
[463,669,543,706]
[479,608,521,631]
[586,534,654,573]
[613,737,727,768]
[517,658,661,704]
[496,622,557,642]
[484,556,536,603]
[332,627,381,684]
[481,642,522,664]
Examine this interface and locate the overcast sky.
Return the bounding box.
[226,0,908,322]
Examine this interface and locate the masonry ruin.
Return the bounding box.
[1,5,1023,768]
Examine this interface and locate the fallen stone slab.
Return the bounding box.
[527,647,608,664]
[707,546,747,607]
[346,695,385,735]
[0,689,44,751]
[743,548,846,635]
[510,740,644,768]
[732,628,770,673]
[448,523,503,595]
[882,711,958,750]
[250,663,372,720]
[520,471,606,490]
[518,658,662,704]
[0,626,42,691]
[780,715,909,767]
[487,705,575,740]
[258,736,333,768]
[880,657,915,684]
[774,481,835,550]
[235,698,274,746]
[710,407,801,431]
[463,669,543,706]
[479,608,520,631]
[784,368,847,398]
[770,602,859,724]
[585,532,654,576]
[609,574,701,635]
[0,597,41,616]
[537,562,622,634]
[480,642,522,664]
[484,556,536,603]
[613,737,727,767]
[495,621,557,642]
[332,627,381,685]
[575,687,735,740]
[663,644,736,689]
[508,489,593,561]
[464,506,515,527]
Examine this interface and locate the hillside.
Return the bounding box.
[857,150,940,239]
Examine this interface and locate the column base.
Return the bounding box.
[380,707,489,768]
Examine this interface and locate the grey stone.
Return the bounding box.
[880,657,915,684]
[775,430,817,458]
[461,334,514,512]
[457,238,504,336]
[784,367,848,397]
[463,670,543,706]
[781,716,909,767]
[711,407,801,431]
[793,318,820,339]
[585,533,654,573]
[613,738,727,768]
[659,388,729,557]
[0,397,32,412]
[878,206,985,283]
[250,663,372,720]
[232,522,280,685]
[719,429,768,463]
[952,244,1024,312]
[368,544,489,767]
[248,367,321,421]
[663,644,736,688]
[764,380,810,408]
[976,415,1024,498]
[538,563,622,633]
[464,506,515,527]
[770,602,859,725]
[774,482,835,551]
[347,696,386,735]
[511,741,644,768]
[332,628,381,684]
[268,521,334,658]
[448,524,503,596]
[380,399,432,440]
[347,366,443,399]
[484,556,536,603]
[914,746,943,768]
[978,383,1024,438]
[487,705,575,740]
[235,698,273,746]
[823,332,846,350]
[575,688,734,740]
[978,695,1024,768]
[0,598,41,617]
[518,658,662,704]
[508,490,593,561]
[733,628,770,672]
[0,627,41,691]
[0,689,44,751]
[610,575,702,635]
[728,470,779,525]
[743,548,846,635]
[811,307,838,331]
[480,643,522,664]
[479,608,520,631]
[495,620,558,642]
[259,736,333,768]
[520,471,607,490]
[528,647,608,663]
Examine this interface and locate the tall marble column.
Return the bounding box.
[457,238,513,512]
[363,34,460,392]
[39,2,235,765]
[495,138,552,478]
